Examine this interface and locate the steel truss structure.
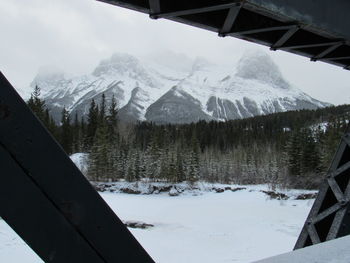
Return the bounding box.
[98,0,350,70]
[295,125,350,249]
[0,73,154,262]
[1,0,350,262]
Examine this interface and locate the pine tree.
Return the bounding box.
[186,133,200,183]
[27,85,46,121]
[88,120,110,181]
[86,99,99,147]
[175,146,185,182]
[285,130,302,178]
[107,94,119,142]
[27,85,57,132]
[60,107,73,154]
[72,113,82,153]
[99,94,106,124]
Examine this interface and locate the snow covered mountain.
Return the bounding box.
[30,50,330,123]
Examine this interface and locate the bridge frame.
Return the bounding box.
[1,0,350,262]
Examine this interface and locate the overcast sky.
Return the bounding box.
[1,0,350,105]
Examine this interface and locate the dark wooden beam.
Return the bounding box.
[218,4,242,37]
[311,42,344,61]
[270,25,299,51]
[150,1,242,19]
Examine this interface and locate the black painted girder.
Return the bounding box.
[281,41,344,51]
[0,72,155,263]
[230,25,296,36]
[0,145,105,263]
[326,56,350,61]
[150,2,241,20]
[99,0,350,70]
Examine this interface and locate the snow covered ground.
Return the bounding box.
[0,185,315,263]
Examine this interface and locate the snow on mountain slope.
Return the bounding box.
[32,53,182,121]
[30,50,330,123]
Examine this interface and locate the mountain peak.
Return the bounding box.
[144,50,193,73]
[92,52,141,77]
[191,57,214,71]
[35,51,329,124]
[236,49,290,89]
[31,66,66,93]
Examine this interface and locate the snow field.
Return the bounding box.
[0,186,314,263]
[104,187,313,263]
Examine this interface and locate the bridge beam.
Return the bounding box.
[0,72,154,263]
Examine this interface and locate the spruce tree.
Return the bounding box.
[87,99,99,147]
[99,94,106,124]
[88,120,110,181]
[60,107,73,154]
[27,85,46,121]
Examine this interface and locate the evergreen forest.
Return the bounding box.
[27,86,350,189]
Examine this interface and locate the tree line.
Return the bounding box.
[27,86,350,189]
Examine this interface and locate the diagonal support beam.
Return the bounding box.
[270,25,299,51]
[218,4,241,37]
[311,42,344,61]
[0,145,106,263]
[150,1,241,19]
[326,208,348,241]
[0,72,155,262]
[338,161,350,174]
[327,177,345,202]
[344,134,350,146]
[307,224,321,244]
[312,203,342,224]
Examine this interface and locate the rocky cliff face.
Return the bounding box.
[30,50,330,124]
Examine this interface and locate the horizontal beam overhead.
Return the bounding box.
[98,0,350,70]
[231,25,297,36]
[150,2,241,19]
[327,56,350,61]
[280,41,344,50]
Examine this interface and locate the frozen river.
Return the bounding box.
[0,185,314,262]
